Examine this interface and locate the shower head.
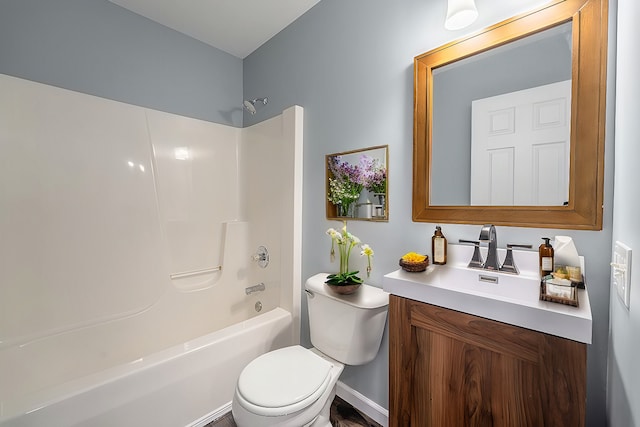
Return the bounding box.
[243,100,257,115]
[242,97,268,115]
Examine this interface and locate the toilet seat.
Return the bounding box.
[235,345,334,417]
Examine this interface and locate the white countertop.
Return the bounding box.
[383,245,592,344]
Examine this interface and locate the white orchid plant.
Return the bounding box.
[325,221,374,285]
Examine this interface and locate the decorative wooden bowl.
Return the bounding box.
[326,283,362,295]
[399,255,429,272]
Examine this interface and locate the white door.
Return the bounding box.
[470,80,571,206]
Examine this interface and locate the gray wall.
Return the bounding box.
[0,0,243,126]
[608,0,640,425]
[244,0,614,425]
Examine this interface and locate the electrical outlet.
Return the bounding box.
[612,241,632,309]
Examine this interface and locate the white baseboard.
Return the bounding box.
[336,381,389,427]
[186,402,232,427]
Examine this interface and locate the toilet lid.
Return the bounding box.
[237,345,333,411]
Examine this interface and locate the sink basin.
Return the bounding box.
[383,244,592,343]
[419,264,540,303]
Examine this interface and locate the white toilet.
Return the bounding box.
[231,273,389,427]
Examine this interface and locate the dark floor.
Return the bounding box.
[206,395,381,427]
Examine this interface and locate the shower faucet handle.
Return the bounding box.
[252,246,269,268]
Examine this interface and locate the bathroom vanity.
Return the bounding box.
[383,245,592,426]
[397,0,605,422]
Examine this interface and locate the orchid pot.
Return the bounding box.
[325,221,374,294]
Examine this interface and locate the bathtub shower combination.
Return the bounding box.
[0,74,303,426]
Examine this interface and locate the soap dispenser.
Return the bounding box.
[432,226,447,265]
[539,238,554,277]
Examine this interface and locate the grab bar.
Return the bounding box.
[170,265,222,280]
[245,282,266,295]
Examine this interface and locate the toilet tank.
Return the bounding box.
[305,273,389,365]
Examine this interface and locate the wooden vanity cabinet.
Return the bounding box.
[389,295,586,426]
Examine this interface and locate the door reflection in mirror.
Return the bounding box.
[430,22,572,206]
[470,80,571,206]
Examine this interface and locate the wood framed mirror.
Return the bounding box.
[326,145,389,221]
[413,0,607,229]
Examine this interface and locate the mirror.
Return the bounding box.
[413,0,607,229]
[326,145,388,221]
[432,22,572,206]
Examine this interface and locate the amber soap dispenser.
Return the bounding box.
[539,238,554,277]
[432,226,447,265]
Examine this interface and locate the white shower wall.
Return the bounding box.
[240,108,304,326]
[146,108,241,291]
[0,73,302,418]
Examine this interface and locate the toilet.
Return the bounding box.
[231,273,389,427]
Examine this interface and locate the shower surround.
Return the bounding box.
[0,74,303,426]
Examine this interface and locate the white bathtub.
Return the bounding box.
[0,308,293,427]
[0,77,303,427]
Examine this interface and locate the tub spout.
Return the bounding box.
[245,283,266,295]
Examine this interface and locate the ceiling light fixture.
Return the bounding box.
[445,0,479,30]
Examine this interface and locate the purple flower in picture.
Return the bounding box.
[359,155,387,194]
[327,152,387,214]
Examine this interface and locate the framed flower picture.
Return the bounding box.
[326,145,388,221]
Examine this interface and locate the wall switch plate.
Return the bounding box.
[612,241,632,309]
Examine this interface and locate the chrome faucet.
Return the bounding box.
[245,282,266,295]
[500,244,533,274]
[479,224,500,271]
[459,239,484,269]
[460,225,532,274]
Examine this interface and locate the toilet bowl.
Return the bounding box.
[232,346,343,427]
[231,273,389,427]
